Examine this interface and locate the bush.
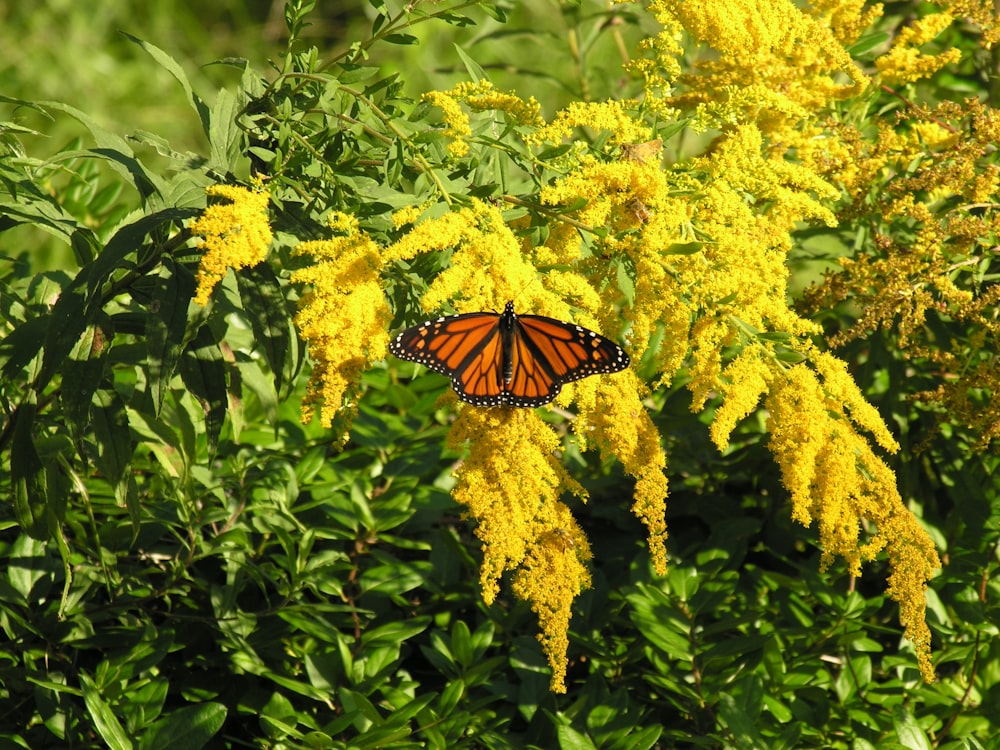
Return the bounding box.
[2,0,998,747]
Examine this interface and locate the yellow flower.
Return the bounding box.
[190,184,273,306]
[291,223,392,432]
[449,408,592,692]
[572,373,669,574]
[384,196,652,689]
[421,89,472,157]
[765,362,939,681]
[875,12,961,86]
[646,0,867,134]
[423,81,542,158]
[529,100,650,147]
[710,345,774,451]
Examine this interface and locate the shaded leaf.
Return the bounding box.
[179,324,227,456]
[80,673,133,750]
[139,703,227,750]
[147,257,195,415]
[10,399,48,540]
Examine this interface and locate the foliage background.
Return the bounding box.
[1,0,999,748]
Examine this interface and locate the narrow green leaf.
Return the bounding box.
[717,693,765,750]
[555,721,598,750]
[619,725,664,750]
[36,270,90,391]
[437,679,465,717]
[90,388,133,489]
[93,208,199,287]
[479,4,507,21]
[616,258,636,307]
[42,101,164,199]
[453,43,489,83]
[121,33,210,137]
[179,324,227,456]
[847,31,890,56]
[147,257,195,415]
[384,33,418,45]
[236,264,290,391]
[208,86,242,174]
[338,64,379,86]
[10,400,49,540]
[80,673,133,750]
[140,703,227,750]
[450,620,472,667]
[7,534,48,602]
[0,315,49,383]
[893,705,932,750]
[665,241,704,255]
[0,194,89,244]
[61,317,111,437]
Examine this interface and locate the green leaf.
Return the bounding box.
[616,258,636,307]
[0,193,89,245]
[121,33,210,137]
[384,33,418,46]
[479,4,508,22]
[893,705,932,750]
[0,315,49,384]
[453,43,489,83]
[615,725,663,750]
[36,269,90,391]
[90,388,133,492]
[139,703,227,750]
[450,619,472,667]
[236,264,291,392]
[555,720,597,750]
[42,101,165,199]
[7,534,49,602]
[665,241,704,255]
[61,318,112,437]
[847,31,890,56]
[10,399,49,540]
[208,86,242,175]
[147,257,195,415]
[179,324,227,456]
[717,693,766,750]
[80,673,133,750]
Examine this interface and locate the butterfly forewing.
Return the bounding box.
[517,314,629,383]
[389,302,629,408]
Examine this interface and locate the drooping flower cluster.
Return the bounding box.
[290,212,393,432]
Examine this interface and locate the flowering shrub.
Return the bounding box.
[1,0,997,745]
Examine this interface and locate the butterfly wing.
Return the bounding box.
[511,313,630,403]
[502,323,563,407]
[388,311,508,406]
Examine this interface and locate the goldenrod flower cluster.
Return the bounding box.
[190,184,273,306]
[802,96,1000,455]
[422,80,542,157]
[382,197,662,691]
[875,13,962,85]
[449,408,593,691]
[291,212,393,432]
[629,0,949,683]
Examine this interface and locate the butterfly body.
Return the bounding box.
[389,301,629,407]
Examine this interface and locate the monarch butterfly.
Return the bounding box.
[389,301,630,407]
